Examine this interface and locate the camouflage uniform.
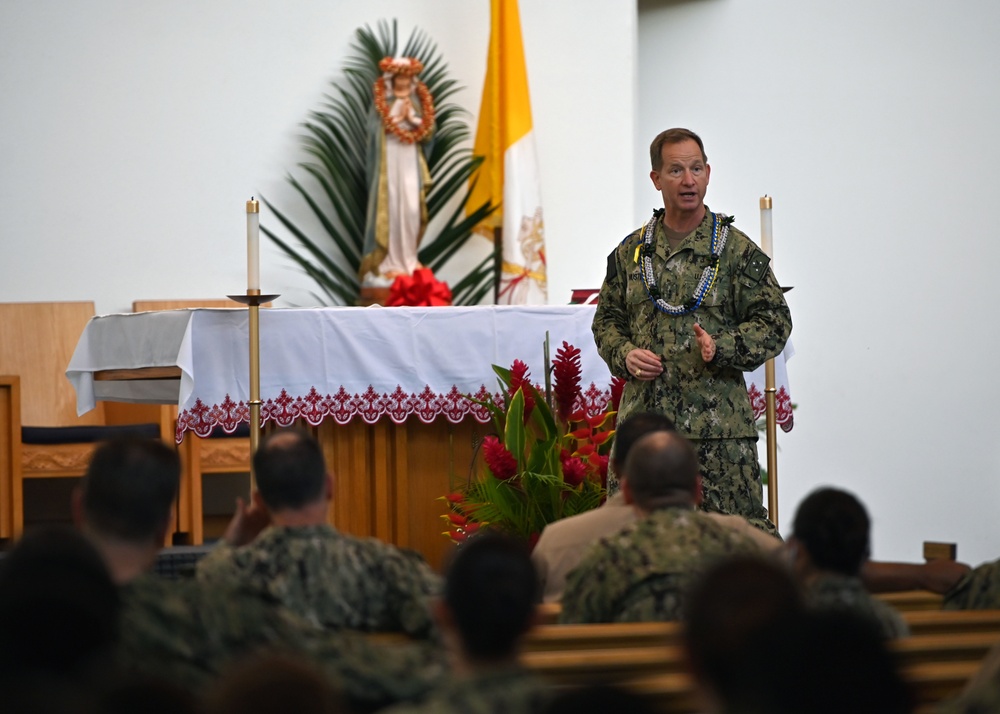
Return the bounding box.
[558,506,762,623]
[804,573,910,639]
[196,524,440,637]
[118,572,446,707]
[592,208,791,524]
[380,666,551,714]
[943,558,1000,610]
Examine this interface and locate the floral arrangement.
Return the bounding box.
[386,268,452,306]
[443,340,625,548]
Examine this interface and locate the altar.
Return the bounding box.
[67,304,793,570]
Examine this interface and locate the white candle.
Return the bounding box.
[759,195,773,260]
[246,197,260,291]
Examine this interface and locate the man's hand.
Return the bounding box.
[693,323,716,363]
[222,495,271,547]
[626,348,663,381]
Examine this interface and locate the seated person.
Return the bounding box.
[382,533,551,714]
[559,431,763,623]
[532,412,780,604]
[196,428,440,638]
[682,554,804,714]
[78,435,442,707]
[787,487,909,639]
[943,557,1000,610]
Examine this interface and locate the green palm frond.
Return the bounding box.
[262,19,497,305]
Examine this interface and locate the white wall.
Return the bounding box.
[639,0,1000,564]
[0,0,636,312]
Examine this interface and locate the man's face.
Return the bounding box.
[649,138,711,215]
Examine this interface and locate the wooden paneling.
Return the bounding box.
[0,376,22,540]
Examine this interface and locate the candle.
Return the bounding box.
[246,197,260,291]
[759,195,773,260]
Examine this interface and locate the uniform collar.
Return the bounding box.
[656,205,716,258]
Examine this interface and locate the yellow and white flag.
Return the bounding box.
[470,0,547,304]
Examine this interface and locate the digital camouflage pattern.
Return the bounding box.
[380,666,552,714]
[196,524,440,637]
[943,558,1000,610]
[117,572,446,707]
[695,437,773,531]
[558,507,762,624]
[804,573,910,640]
[593,208,791,521]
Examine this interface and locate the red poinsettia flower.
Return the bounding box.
[552,341,582,422]
[561,455,588,487]
[508,359,535,420]
[482,435,518,480]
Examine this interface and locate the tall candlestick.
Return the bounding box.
[246,198,260,291]
[759,195,773,260]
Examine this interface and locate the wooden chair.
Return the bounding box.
[0,302,168,539]
[131,299,259,545]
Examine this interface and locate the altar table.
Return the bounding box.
[66,305,793,569]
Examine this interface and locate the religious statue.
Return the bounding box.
[359,56,436,287]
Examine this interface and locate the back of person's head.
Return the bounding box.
[0,526,119,679]
[621,431,699,510]
[444,533,538,662]
[81,436,180,544]
[754,610,914,714]
[205,653,347,714]
[683,555,803,708]
[253,429,327,511]
[792,487,871,576]
[612,411,675,470]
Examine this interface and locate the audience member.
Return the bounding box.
[943,557,1000,610]
[682,554,803,713]
[532,412,780,603]
[559,431,763,623]
[382,533,551,714]
[788,487,909,639]
[0,526,120,712]
[78,435,442,708]
[196,429,439,638]
[751,610,914,714]
[937,638,1000,713]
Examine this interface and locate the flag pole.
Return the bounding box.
[760,195,779,528]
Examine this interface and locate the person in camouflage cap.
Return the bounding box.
[196,428,440,638]
[560,431,763,624]
[592,128,791,529]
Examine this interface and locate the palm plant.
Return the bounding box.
[261,20,497,306]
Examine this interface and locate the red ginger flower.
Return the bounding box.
[552,341,582,422]
[561,455,588,488]
[508,359,535,419]
[482,435,518,480]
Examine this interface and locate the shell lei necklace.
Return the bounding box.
[639,208,731,315]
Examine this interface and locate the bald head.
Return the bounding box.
[622,431,700,511]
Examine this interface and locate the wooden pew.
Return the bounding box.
[878,589,944,612]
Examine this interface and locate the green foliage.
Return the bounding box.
[260,19,497,305]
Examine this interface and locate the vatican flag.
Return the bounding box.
[470,0,547,304]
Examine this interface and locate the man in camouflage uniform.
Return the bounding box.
[79,436,443,707]
[382,533,551,714]
[944,558,1000,610]
[592,127,791,528]
[559,431,763,624]
[787,487,909,640]
[196,428,440,638]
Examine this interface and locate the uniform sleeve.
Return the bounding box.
[382,547,442,638]
[592,239,639,378]
[711,241,792,372]
[194,541,241,585]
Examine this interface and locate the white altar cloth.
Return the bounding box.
[66,305,793,440]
